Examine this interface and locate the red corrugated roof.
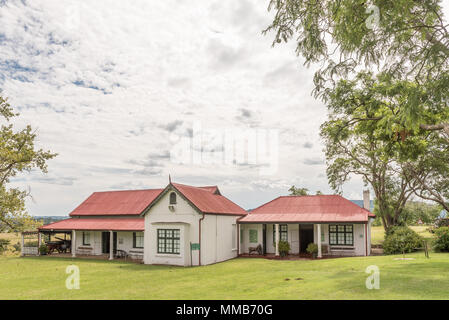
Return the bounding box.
[39,218,144,231]
[69,189,163,216]
[239,195,374,223]
[171,183,246,215]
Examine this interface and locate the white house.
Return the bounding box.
[36,183,375,265]
[38,182,247,266]
[238,190,375,257]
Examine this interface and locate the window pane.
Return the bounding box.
[330,225,336,232]
[338,225,345,232]
[345,233,353,245]
[337,233,345,244]
[346,225,353,232]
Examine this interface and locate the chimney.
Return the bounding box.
[363,189,370,211]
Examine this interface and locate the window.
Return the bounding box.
[273,224,288,243]
[169,192,177,205]
[157,229,180,254]
[133,232,144,248]
[329,225,353,245]
[249,229,258,243]
[240,228,243,244]
[82,232,90,246]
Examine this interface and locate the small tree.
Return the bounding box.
[289,186,309,196]
[0,95,56,232]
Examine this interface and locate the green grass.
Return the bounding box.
[1,252,449,299]
[371,225,435,245]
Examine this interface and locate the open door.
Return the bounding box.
[102,232,117,254]
[299,224,314,253]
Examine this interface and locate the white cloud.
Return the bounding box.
[0,0,405,215]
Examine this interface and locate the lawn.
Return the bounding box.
[1,252,449,299]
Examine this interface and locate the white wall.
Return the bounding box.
[74,231,143,258]
[74,231,102,255]
[202,215,239,265]
[240,223,369,256]
[239,224,263,254]
[144,187,241,266]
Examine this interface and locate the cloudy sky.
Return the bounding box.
[1,0,448,216]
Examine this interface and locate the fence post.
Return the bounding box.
[20,233,24,257]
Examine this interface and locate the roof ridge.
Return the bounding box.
[93,188,164,193]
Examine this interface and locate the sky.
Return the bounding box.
[1,0,448,216]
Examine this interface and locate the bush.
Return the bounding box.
[39,244,48,255]
[278,240,290,257]
[306,243,318,256]
[383,226,423,255]
[0,239,10,254]
[433,227,449,252]
[436,218,449,228]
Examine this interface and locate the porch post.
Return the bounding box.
[275,224,280,256]
[71,230,76,257]
[20,233,24,257]
[317,224,322,258]
[109,230,114,260]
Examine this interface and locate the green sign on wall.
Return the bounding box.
[249,229,258,243]
[190,243,200,250]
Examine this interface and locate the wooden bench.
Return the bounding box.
[128,250,144,260]
[248,244,262,255]
[76,246,93,255]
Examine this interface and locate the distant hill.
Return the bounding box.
[34,216,67,225]
[350,200,375,212]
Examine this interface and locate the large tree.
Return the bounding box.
[264,0,449,136]
[265,1,449,225]
[319,72,432,230]
[0,95,56,232]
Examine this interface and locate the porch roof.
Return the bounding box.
[38,218,144,231]
[238,213,369,223]
[239,195,374,223]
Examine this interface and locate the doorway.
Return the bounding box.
[299,224,314,253]
[102,232,117,254]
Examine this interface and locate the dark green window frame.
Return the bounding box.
[157,229,180,254]
[133,232,144,249]
[82,232,90,246]
[329,225,353,246]
[273,224,288,243]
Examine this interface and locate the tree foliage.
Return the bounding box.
[265,0,449,134]
[0,95,56,232]
[288,186,309,195]
[264,0,449,226]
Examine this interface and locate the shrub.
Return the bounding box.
[12,242,21,252]
[433,227,449,252]
[306,243,318,256]
[0,239,10,254]
[39,244,49,255]
[383,226,423,255]
[278,240,290,257]
[436,218,449,228]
